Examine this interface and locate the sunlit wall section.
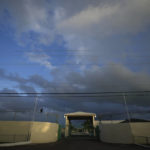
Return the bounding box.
[0,121,59,144]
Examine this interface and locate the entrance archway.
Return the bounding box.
[64,112,96,137]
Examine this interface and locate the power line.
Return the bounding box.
[99,110,150,116]
[0,94,149,98]
[0,94,147,98]
[0,91,150,94]
[0,91,149,98]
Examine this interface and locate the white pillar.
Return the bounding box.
[93,116,96,136]
[65,116,70,137]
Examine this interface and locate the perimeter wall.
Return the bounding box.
[100,122,150,144]
[0,121,59,143]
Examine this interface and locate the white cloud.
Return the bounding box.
[26,52,55,70]
[1,0,150,50]
[58,5,119,31]
[0,0,55,46]
[58,0,150,35]
[1,0,150,46]
[1,0,150,69]
[54,0,150,66]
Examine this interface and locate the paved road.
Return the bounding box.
[1,137,146,150]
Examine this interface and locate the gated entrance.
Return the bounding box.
[64,112,97,137]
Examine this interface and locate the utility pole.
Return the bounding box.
[123,94,130,122]
[123,93,134,143]
[32,97,38,121]
[28,97,38,141]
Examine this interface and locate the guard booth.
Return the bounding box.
[64,112,97,137]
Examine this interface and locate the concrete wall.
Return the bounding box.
[30,122,58,143]
[101,120,123,124]
[130,123,150,144]
[100,122,150,144]
[0,121,58,143]
[0,121,31,143]
[100,123,133,144]
[94,120,100,127]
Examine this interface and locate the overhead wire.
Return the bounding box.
[0,91,150,97]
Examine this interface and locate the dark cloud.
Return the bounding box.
[0,64,150,110]
[0,88,34,111]
[17,84,36,93]
[0,68,27,83]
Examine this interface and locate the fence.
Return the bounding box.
[0,110,59,123]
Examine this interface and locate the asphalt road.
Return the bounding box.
[1,137,147,150]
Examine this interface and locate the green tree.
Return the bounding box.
[82,120,94,133]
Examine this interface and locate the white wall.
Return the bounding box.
[0,121,59,144]
[0,121,31,143]
[30,122,58,143]
[100,122,150,144]
[94,120,100,127]
[100,123,133,144]
[101,120,123,124]
[130,123,150,144]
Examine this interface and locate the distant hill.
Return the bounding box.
[121,118,150,123]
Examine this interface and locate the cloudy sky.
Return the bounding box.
[0,0,150,122]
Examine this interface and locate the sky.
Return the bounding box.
[0,0,150,122]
